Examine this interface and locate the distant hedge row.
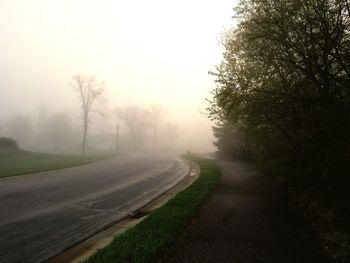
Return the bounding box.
[0,137,19,150]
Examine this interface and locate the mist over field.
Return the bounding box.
[2,1,350,262]
[0,0,235,155]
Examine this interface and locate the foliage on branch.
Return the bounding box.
[208,1,350,259]
[209,0,350,182]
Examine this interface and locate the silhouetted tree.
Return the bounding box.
[212,120,249,159]
[149,103,166,149]
[115,106,150,150]
[71,75,105,155]
[160,122,179,149]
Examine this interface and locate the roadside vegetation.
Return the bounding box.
[0,153,109,178]
[208,0,350,261]
[84,157,220,263]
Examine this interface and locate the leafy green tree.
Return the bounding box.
[209,0,350,186]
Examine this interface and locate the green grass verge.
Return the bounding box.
[0,153,110,178]
[84,157,220,263]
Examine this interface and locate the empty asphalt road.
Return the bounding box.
[0,153,189,263]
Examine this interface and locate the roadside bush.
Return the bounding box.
[0,137,20,153]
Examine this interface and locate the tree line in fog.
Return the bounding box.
[1,75,179,154]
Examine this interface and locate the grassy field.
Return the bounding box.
[84,157,221,263]
[0,153,110,178]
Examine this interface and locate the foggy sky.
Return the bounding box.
[0,0,236,152]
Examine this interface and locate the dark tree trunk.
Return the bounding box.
[82,116,88,155]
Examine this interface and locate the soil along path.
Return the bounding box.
[160,159,328,263]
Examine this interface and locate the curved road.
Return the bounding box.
[0,153,189,263]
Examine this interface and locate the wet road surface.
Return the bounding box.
[0,153,189,263]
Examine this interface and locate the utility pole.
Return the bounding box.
[115,124,119,155]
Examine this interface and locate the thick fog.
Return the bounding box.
[0,0,235,154]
